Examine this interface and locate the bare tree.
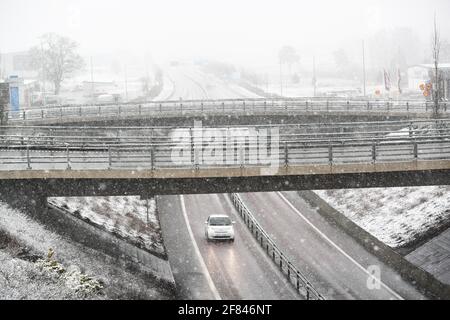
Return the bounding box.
[432,14,441,117]
[29,33,84,95]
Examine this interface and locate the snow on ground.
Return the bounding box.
[315,186,450,248]
[0,201,171,299]
[47,196,164,256]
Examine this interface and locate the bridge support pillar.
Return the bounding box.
[0,181,48,217]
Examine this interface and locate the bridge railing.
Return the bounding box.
[1,119,450,146]
[230,193,325,300]
[0,132,449,171]
[3,98,449,123]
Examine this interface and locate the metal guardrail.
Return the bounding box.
[0,131,449,171]
[3,98,449,124]
[230,193,324,300]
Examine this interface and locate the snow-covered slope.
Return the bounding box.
[0,201,171,299]
[315,186,450,248]
[48,196,164,255]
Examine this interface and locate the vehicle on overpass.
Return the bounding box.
[205,214,235,242]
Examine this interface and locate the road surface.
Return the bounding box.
[150,66,427,300]
[238,191,427,300]
[158,66,299,299]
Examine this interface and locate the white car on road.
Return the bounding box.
[205,214,235,242]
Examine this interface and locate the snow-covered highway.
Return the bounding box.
[155,66,428,299]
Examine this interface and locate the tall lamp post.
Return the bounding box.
[362,40,367,97]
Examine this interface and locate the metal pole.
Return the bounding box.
[66,145,71,170]
[362,40,366,97]
[313,55,317,97]
[279,60,283,96]
[90,56,95,103]
[124,64,128,103]
[108,146,112,169]
[26,146,31,169]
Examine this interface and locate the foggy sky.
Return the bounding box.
[1,0,449,66]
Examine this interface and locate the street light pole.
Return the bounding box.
[279,60,283,97]
[362,40,367,97]
[313,55,317,97]
[124,64,128,102]
[90,56,94,103]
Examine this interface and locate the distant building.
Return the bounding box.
[6,76,39,109]
[0,51,37,79]
[408,64,450,100]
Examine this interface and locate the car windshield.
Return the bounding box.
[209,217,232,226]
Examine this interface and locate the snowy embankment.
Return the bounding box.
[48,196,164,256]
[0,201,170,299]
[314,124,449,250]
[315,186,450,249]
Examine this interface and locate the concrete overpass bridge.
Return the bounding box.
[0,119,448,199]
[3,98,449,127]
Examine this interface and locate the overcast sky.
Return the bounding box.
[1,0,449,66]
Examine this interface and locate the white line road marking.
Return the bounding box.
[179,195,221,300]
[276,191,404,300]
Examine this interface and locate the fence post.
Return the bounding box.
[346,100,350,111]
[26,146,31,170]
[139,104,142,116]
[66,145,71,170]
[222,102,225,113]
[190,127,194,168]
[372,142,376,163]
[60,108,63,120]
[413,141,418,160]
[264,101,267,113]
[326,100,329,112]
[151,147,155,171]
[159,103,162,113]
[284,142,288,167]
[243,101,246,113]
[406,102,409,112]
[180,102,183,114]
[306,287,310,300]
[201,102,204,113]
[328,143,333,165]
[108,146,112,169]
[23,110,26,120]
[41,109,44,118]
